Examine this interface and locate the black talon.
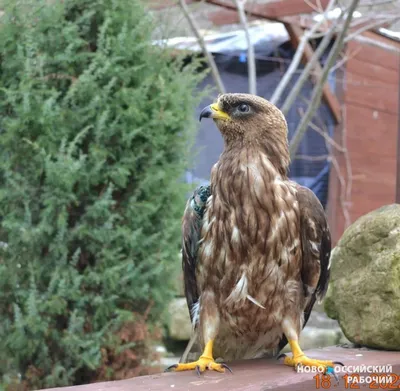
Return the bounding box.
[195,365,201,377]
[165,364,178,372]
[221,363,233,374]
[277,353,286,360]
[333,361,344,366]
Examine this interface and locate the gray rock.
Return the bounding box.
[167,298,192,341]
[298,326,342,350]
[306,306,343,329]
[324,204,400,350]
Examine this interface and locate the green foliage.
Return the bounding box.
[0,0,203,388]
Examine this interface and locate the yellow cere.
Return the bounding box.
[210,103,230,120]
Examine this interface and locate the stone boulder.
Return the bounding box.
[324,204,400,350]
[167,298,192,341]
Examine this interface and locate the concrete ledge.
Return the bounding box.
[42,347,400,391]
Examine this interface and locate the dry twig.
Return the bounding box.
[280,14,342,116]
[269,0,337,105]
[311,115,353,228]
[289,0,361,158]
[345,14,400,42]
[178,0,226,93]
[233,0,257,94]
[295,154,330,161]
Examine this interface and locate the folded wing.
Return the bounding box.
[278,184,331,351]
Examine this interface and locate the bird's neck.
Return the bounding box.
[223,138,290,178]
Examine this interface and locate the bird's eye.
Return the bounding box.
[238,103,250,113]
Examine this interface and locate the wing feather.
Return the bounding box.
[181,185,211,319]
[278,185,331,351]
[297,185,331,303]
[180,186,211,363]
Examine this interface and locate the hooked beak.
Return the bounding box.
[199,103,230,122]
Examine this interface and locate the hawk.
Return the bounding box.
[168,93,340,374]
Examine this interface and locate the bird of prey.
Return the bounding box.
[168,93,338,375]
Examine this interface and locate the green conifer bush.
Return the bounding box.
[0,0,203,388]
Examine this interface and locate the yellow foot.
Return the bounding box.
[165,356,232,375]
[279,353,343,374]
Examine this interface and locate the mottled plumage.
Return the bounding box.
[171,93,334,374]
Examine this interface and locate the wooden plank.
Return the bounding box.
[347,40,400,71]
[344,48,399,115]
[254,0,331,19]
[346,58,399,85]
[327,101,399,243]
[349,158,395,188]
[344,42,399,123]
[285,23,342,123]
[344,72,398,115]
[208,8,256,26]
[363,30,400,49]
[345,103,397,220]
[327,145,349,245]
[283,15,395,37]
[197,0,330,22]
[40,347,400,391]
[326,66,347,245]
[208,9,239,25]
[345,104,397,153]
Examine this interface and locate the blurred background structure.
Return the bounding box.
[0,0,399,389]
[149,0,400,372]
[151,0,400,244]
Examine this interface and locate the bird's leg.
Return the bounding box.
[167,339,229,374]
[166,292,230,375]
[280,318,342,373]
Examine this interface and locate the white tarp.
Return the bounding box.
[154,22,289,58]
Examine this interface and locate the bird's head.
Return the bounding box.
[199,93,288,146]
